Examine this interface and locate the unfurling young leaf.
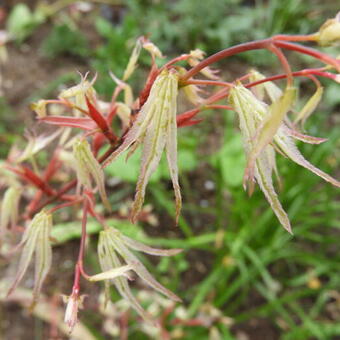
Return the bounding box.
[59,74,97,115]
[274,128,340,188]
[315,12,340,46]
[123,38,143,81]
[294,86,324,126]
[89,265,133,282]
[103,69,182,224]
[8,210,53,303]
[244,86,296,188]
[188,49,219,80]
[249,69,282,102]
[16,130,62,163]
[229,85,292,233]
[229,84,340,233]
[73,138,111,211]
[96,228,181,320]
[0,185,22,235]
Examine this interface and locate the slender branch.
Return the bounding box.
[29,179,77,217]
[206,104,234,111]
[245,69,338,89]
[274,41,340,71]
[182,38,340,83]
[72,197,91,290]
[197,67,337,107]
[268,44,293,86]
[181,39,271,81]
[272,34,318,42]
[162,54,190,69]
[48,198,83,214]
[182,79,233,87]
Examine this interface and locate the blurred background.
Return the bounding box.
[0,0,339,339]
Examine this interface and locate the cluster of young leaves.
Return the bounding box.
[1,3,340,337]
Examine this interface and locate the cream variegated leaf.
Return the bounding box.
[188,49,219,80]
[274,128,340,188]
[255,153,292,233]
[116,102,131,129]
[89,265,133,282]
[110,233,181,302]
[8,228,39,297]
[166,78,182,225]
[131,98,168,223]
[123,38,143,81]
[229,85,291,232]
[0,186,21,234]
[103,71,169,165]
[294,86,324,126]
[229,83,340,233]
[110,72,134,106]
[103,69,181,224]
[283,125,327,144]
[249,70,266,100]
[96,228,181,321]
[249,69,283,103]
[33,214,52,302]
[16,130,62,163]
[98,230,150,320]
[8,211,53,301]
[73,138,111,211]
[183,84,204,105]
[121,235,182,256]
[59,74,96,115]
[143,41,164,59]
[244,86,296,187]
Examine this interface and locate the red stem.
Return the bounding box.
[162,54,190,69]
[183,79,233,87]
[274,41,340,71]
[73,198,90,292]
[268,44,293,86]
[182,38,340,82]
[48,198,83,214]
[30,179,77,217]
[245,69,337,89]
[182,39,271,80]
[272,34,318,42]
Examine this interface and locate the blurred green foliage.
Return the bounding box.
[6,3,46,42]
[41,23,89,58]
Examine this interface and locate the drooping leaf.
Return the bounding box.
[89,265,133,282]
[121,235,182,256]
[98,230,149,320]
[33,214,52,302]
[103,69,181,224]
[73,138,111,210]
[284,125,327,144]
[8,211,53,300]
[294,86,324,126]
[0,186,21,234]
[255,153,292,233]
[123,38,142,81]
[110,232,181,302]
[16,130,62,163]
[244,86,296,188]
[229,85,291,232]
[274,129,340,188]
